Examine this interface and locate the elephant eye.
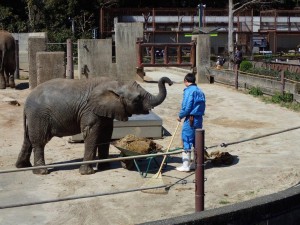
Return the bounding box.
[133,95,142,103]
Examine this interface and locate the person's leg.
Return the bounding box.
[176,150,191,172]
[176,119,193,172]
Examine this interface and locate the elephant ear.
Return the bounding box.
[88,88,129,121]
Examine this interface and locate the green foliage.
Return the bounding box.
[261,94,300,112]
[247,67,280,78]
[284,70,300,81]
[0,0,102,42]
[239,60,253,72]
[249,87,263,97]
[271,92,293,103]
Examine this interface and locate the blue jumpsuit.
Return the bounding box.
[178,84,206,150]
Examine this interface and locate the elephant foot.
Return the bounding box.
[0,83,6,89]
[16,160,32,168]
[9,76,16,88]
[9,82,16,89]
[33,168,49,175]
[97,162,111,171]
[79,165,95,175]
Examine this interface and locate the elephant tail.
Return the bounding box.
[22,112,31,147]
[0,49,4,72]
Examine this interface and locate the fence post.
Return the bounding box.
[136,40,142,68]
[235,64,239,90]
[195,129,205,212]
[281,70,285,95]
[66,39,74,79]
[14,40,19,79]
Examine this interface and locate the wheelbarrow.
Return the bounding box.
[115,146,162,178]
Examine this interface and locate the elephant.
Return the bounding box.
[16,76,173,175]
[0,30,16,89]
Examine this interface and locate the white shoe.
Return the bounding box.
[176,165,190,172]
[176,151,191,172]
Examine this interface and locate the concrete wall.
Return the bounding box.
[115,23,144,81]
[36,52,66,85]
[12,32,47,71]
[193,34,211,84]
[78,23,143,81]
[140,185,300,225]
[208,69,300,103]
[28,37,47,89]
[78,39,116,79]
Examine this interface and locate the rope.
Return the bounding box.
[206,126,300,149]
[0,185,167,209]
[0,150,182,174]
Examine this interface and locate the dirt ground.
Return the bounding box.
[0,68,300,225]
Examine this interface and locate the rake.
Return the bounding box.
[141,121,180,194]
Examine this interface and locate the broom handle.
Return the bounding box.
[157,121,181,174]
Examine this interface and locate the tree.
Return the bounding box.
[227,0,280,67]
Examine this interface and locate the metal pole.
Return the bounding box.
[195,129,205,212]
[66,39,74,79]
[14,40,19,79]
[198,5,201,30]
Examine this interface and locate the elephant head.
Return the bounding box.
[88,77,173,121]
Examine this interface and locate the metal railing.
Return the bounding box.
[136,40,196,68]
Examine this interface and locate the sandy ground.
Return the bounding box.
[0,68,300,225]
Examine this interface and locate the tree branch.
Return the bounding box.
[233,0,280,14]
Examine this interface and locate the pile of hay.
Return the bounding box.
[114,134,162,155]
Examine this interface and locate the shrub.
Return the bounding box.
[239,60,253,72]
[249,87,263,97]
[284,70,300,81]
[271,92,293,103]
[248,67,279,78]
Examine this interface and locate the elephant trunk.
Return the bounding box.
[133,77,173,110]
[149,77,173,107]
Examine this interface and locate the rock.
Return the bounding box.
[2,97,20,106]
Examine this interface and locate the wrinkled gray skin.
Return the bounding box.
[0,30,16,89]
[16,77,173,175]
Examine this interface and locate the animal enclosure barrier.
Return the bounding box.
[136,40,196,69]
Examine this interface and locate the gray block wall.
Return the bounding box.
[78,23,143,81]
[12,32,47,71]
[115,23,144,81]
[78,39,116,79]
[193,34,211,84]
[28,37,47,89]
[36,52,66,85]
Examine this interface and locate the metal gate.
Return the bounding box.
[136,40,196,69]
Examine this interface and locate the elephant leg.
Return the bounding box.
[79,126,98,175]
[8,74,15,88]
[0,70,6,89]
[16,136,33,168]
[32,145,48,175]
[97,119,113,171]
